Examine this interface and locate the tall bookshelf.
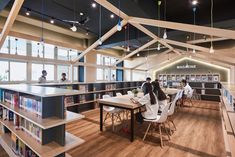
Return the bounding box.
[35,81,144,112]
[158,73,221,102]
[0,84,85,157]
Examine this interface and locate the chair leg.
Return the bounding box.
[163,123,171,140]
[167,120,173,135]
[103,112,109,124]
[111,113,115,131]
[143,123,152,141]
[170,119,177,131]
[159,124,163,148]
[117,113,122,122]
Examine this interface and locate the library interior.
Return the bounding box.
[0,0,235,157]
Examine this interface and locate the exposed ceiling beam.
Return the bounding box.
[187,37,228,44]
[164,39,210,53]
[0,10,94,39]
[131,49,172,69]
[128,17,235,40]
[115,39,158,65]
[72,20,127,63]
[0,0,24,49]
[95,0,181,56]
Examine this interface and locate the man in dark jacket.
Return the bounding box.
[141,77,151,95]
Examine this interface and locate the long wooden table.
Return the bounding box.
[97,95,142,142]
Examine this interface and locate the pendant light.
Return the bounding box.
[15,38,18,55]
[117,0,122,31]
[157,1,161,50]
[37,42,40,57]
[98,4,102,45]
[209,0,214,53]
[192,7,196,53]
[163,0,167,39]
[137,53,140,57]
[127,24,130,52]
[70,0,77,32]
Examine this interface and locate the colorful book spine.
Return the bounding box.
[19,96,42,117]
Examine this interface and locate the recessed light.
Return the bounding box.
[80,12,84,16]
[192,0,198,5]
[26,9,31,16]
[110,14,115,19]
[91,2,97,8]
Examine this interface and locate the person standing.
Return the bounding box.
[38,70,47,83]
[141,77,151,95]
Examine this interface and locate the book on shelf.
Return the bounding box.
[79,85,88,92]
[201,75,208,82]
[4,92,19,107]
[176,75,181,81]
[64,96,74,107]
[172,75,176,81]
[190,75,196,81]
[201,90,205,95]
[213,75,219,82]
[13,113,20,129]
[105,84,116,90]
[18,139,26,157]
[208,75,213,82]
[79,95,86,103]
[11,133,19,155]
[19,96,42,117]
[196,75,201,81]
[167,75,172,81]
[93,94,101,100]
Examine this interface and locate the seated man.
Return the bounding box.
[180,79,193,105]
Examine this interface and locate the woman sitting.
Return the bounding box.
[152,80,167,113]
[138,83,159,120]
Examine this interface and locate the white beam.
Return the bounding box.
[115,39,158,65]
[187,37,228,44]
[0,0,24,49]
[128,17,235,40]
[72,20,127,63]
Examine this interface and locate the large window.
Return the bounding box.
[73,67,78,81]
[32,41,43,58]
[69,50,78,60]
[10,62,27,81]
[96,54,117,81]
[0,61,9,81]
[44,43,54,59]
[0,37,9,54]
[32,63,43,81]
[57,48,68,61]
[10,37,26,56]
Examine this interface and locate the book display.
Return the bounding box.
[0,84,85,157]
[36,81,144,113]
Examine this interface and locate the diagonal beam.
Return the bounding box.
[95,0,181,55]
[164,39,210,53]
[131,49,173,69]
[187,37,228,44]
[128,17,235,40]
[72,20,127,63]
[0,0,24,49]
[115,39,158,65]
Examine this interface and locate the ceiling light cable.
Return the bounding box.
[210,0,215,53]
[192,7,196,53]
[163,0,167,39]
[98,5,102,45]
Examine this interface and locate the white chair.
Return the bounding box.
[116,92,122,97]
[102,95,122,131]
[184,89,194,106]
[167,98,177,134]
[137,92,144,98]
[143,103,171,147]
[127,91,133,95]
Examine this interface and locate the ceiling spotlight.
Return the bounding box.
[137,53,140,57]
[209,45,215,53]
[163,29,167,39]
[80,12,84,16]
[50,18,54,24]
[26,8,31,16]
[86,31,89,36]
[98,38,102,45]
[157,43,161,51]
[117,19,122,31]
[192,0,198,6]
[91,2,97,8]
[192,49,196,53]
[70,25,77,32]
[110,14,115,19]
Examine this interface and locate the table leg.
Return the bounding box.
[100,103,103,131]
[130,109,134,142]
[112,113,114,131]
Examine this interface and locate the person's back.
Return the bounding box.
[141,77,151,95]
[38,70,47,84]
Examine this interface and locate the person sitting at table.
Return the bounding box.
[141,77,151,95]
[180,79,193,105]
[152,80,167,113]
[60,73,69,82]
[138,83,159,120]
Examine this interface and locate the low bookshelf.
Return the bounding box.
[158,73,221,102]
[35,81,144,113]
[0,84,85,157]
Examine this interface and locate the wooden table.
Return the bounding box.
[163,88,179,101]
[97,95,143,142]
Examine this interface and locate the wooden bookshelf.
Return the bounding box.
[0,84,85,157]
[35,81,144,113]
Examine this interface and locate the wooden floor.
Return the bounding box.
[0,100,226,157]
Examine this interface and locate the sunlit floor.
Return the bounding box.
[0,100,226,157]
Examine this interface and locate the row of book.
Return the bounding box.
[105,84,116,90]
[1,107,42,143]
[79,85,88,92]
[159,74,220,82]
[3,92,18,107]
[79,95,86,103]
[19,96,42,117]
[11,133,38,157]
